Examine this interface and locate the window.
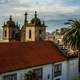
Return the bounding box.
[39,30,42,34]
[54,64,62,77]
[39,30,42,40]
[4,30,7,37]
[29,30,31,38]
[33,68,42,80]
[3,73,17,80]
[47,74,50,79]
[12,30,15,38]
[55,78,60,80]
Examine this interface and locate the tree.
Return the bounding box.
[63,19,80,72]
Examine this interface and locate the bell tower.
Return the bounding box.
[21,11,47,42]
[2,15,20,42]
[21,12,28,42]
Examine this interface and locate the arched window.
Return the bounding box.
[39,30,42,34]
[4,30,7,37]
[12,30,15,38]
[39,30,42,39]
[29,30,31,38]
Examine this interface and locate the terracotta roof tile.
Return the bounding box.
[0,41,66,73]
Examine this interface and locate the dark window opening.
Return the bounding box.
[3,73,17,80]
[54,64,62,77]
[24,68,42,80]
[39,30,42,40]
[47,74,50,79]
[39,30,42,34]
[55,78,60,80]
[4,30,7,37]
[29,30,31,38]
[12,30,15,38]
[33,68,42,80]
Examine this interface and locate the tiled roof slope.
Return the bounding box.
[0,41,66,73]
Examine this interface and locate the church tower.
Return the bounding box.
[21,12,28,42]
[21,11,47,42]
[2,15,20,42]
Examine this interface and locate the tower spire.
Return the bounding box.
[24,12,28,26]
[35,11,37,18]
[9,15,12,21]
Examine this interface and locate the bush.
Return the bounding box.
[76,74,80,80]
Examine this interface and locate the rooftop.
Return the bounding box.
[0,41,66,74]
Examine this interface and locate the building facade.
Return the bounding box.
[2,11,46,42]
[21,11,46,42]
[0,41,78,80]
[2,16,20,42]
[0,58,78,80]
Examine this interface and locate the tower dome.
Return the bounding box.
[6,15,15,27]
[31,11,41,26]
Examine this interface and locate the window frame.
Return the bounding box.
[33,68,43,80]
[54,64,62,77]
[3,73,17,80]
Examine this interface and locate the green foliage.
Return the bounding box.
[25,70,33,80]
[26,70,33,76]
[76,74,80,80]
[63,19,80,50]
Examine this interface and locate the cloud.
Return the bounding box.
[0,0,80,18]
[0,0,80,33]
[0,0,8,4]
[12,0,80,17]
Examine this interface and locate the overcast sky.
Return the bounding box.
[0,0,80,38]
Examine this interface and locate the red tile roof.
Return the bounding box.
[0,41,66,73]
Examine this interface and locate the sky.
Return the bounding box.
[0,0,80,39]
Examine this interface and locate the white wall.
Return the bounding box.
[67,58,78,80]
[0,58,78,80]
[53,61,67,80]
[0,64,52,80]
[43,64,52,80]
[23,64,53,80]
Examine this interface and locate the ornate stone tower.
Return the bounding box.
[21,11,47,42]
[2,15,20,42]
[21,12,28,42]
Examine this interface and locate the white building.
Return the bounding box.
[0,41,78,80]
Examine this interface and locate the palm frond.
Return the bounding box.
[63,19,80,50]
